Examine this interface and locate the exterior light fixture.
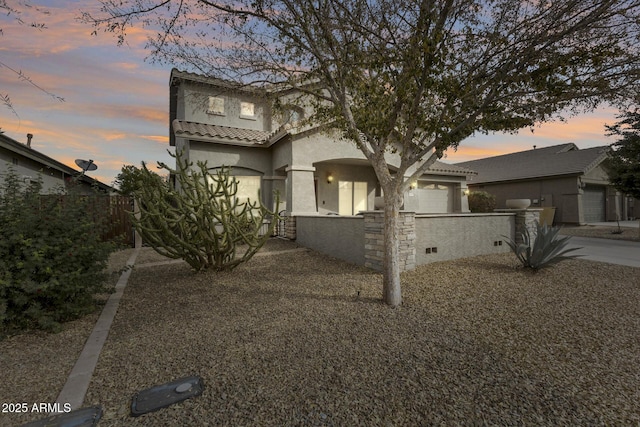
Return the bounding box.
[410,181,418,189]
[327,174,334,184]
[462,188,470,196]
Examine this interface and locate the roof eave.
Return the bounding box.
[178,133,267,148]
[468,171,584,185]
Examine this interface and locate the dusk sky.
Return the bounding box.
[1,1,622,188]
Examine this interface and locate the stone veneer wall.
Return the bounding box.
[363,211,416,272]
[284,215,296,240]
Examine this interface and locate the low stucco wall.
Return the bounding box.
[415,213,515,265]
[295,215,365,265]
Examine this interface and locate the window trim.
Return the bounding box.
[207,96,225,116]
[239,101,256,120]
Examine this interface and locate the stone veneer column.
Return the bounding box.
[363,211,416,272]
[284,215,296,240]
[496,208,542,244]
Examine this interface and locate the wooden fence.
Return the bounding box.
[103,196,135,247]
[39,195,135,247]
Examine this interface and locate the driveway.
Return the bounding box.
[566,236,640,267]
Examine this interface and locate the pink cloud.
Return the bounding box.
[141,135,169,145]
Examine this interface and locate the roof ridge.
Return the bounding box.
[455,143,578,166]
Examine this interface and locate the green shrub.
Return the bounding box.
[504,220,582,270]
[0,166,118,336]
[468,191,496,213]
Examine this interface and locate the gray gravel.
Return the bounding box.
[560,224,640,242]
[2,240,639,426]
[0,248,135,427]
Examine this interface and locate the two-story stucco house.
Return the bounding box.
[169,69,474,226]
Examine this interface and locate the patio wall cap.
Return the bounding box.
[416,212,516,218]
[494,208,544,212]
[359,210,416,214]
[295,214,364,218]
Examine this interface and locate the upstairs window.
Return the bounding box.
[207,96,225,115]
[287,108,303,123]
[240,102,255,119]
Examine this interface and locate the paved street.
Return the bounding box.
[566,236,640,268]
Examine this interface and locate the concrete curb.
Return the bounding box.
[55,247,140,411]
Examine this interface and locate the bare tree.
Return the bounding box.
[84,0,640,306]
[1,1,64,117]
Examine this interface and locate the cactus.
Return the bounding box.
[131,151,279,271]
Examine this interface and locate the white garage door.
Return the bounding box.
[408,186,452,213]
[583,185,606,222]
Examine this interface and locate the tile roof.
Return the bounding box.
[455,143,609,184]
[170,69,268,94]
[429,160,477,176]
[172,120,272,145]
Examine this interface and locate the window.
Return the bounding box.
[339,181,367,215]
[207,174,261,208]
[286,108,303,123]
[234,175,261,204]
[207,96,225,115]
[240,102,255,118]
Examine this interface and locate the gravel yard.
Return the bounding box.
[559,224,640,242]
[2,239,639,426]
[0,248,135,427]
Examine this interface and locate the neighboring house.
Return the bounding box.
[169,69,474,217]
[455,143,626,224]
[0,132,112,194]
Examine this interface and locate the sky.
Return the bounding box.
[0,1,623,188]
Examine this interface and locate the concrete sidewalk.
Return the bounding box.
[566,236,640,268]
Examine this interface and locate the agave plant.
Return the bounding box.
[504,221,582,270]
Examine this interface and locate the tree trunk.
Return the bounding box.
[382,191,403,306]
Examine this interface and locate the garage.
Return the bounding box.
[583,185,606,222]
[404,183,453,213]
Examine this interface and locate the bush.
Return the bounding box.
[504,220,582,270]
[0,167,118,336]
[468,191,496,213]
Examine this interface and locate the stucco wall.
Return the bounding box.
[190,141,273,175]
[295,215,365,265]
[0,153,66,194]
[414,213,514,264]
[292,130,370,165]
[583,164,611,184]
[294,213,516,269]
[181,82,271,132]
